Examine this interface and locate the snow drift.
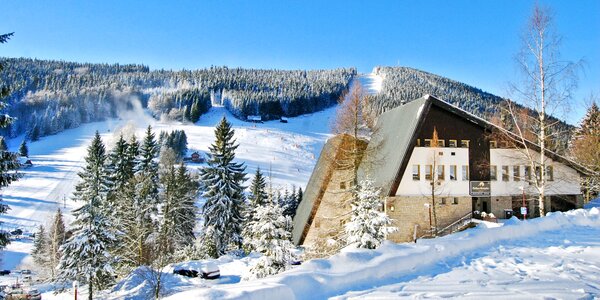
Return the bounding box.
[165,208,600,299]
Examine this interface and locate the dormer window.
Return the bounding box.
[448,140,457,147]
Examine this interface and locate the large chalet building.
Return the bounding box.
[292,95,586,246]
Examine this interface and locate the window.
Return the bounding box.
[425,165,433,180]
[462,165,469,181]
[412,165,420,180]
[461,140,470,148]
[490,165,497,181]
[441,198,447,205]
[340,181,346,190]
[490,140,497,148]
[546,166,554,181]
[502,166,509,181]
[448,140,457,147]
[453,197,459,205]
[524,166,532,181]
[424,139,432,147]
[416,139,421,146]
[449,165,457,180]
[437,165,445,180]
[513,166,520,182]
[437,140,445,147]
[535,166,541,181]
[439,151,444,156]
[451,152,456,156]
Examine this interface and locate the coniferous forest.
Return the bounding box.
[0,57,575,151]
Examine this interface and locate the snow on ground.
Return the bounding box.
[164,208,600,300]
[1,120,130,270]
[1,105,334,271]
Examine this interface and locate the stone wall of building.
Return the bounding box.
[302,168,353,248]
[385,196,472,243]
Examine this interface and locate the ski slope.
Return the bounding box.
[356,72,383,95]
[0,105,336,270]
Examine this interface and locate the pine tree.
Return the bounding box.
[57,132,117,299]
[105,134,135,218]
[121,126,160,267]
[0,137,7,151]
[48,208,66,280]
[183,105,191,122]
[573,102,600,138]
[0,34,20,249]
[247,168,268,213]
[157,163,198,257]
[18,140,28,157]
[570,101,600,200]
[31,225,49,268]
[196,226,219,259]
[190,101,200,122]
[280,186,299,218]
[243,168,268,252]
[29,123,40,141]
[345,178,394,249]
[296,187,303,207]
[200,117,247,256]
[246,197,296,280]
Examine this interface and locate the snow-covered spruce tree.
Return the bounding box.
[48,208,66,280]
[0,137,7,151]
[196,225,219,259]
[0,32,20,251]
[57,131,117,299]
[31,225,49,268]
[243,168,268,252]
[246,197,296,280]
[200,117,247,256]
[106,135,135,198]
[345,178,394,249]
[156,161,198,257]
[280,185,299,218]
[130,126,160,265]
[248,168,268,207]
[570,101,600,200]
[18,140,28,157]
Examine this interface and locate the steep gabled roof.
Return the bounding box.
[358,95,431,197]
[359,95,588,197]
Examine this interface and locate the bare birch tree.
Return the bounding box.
[500,4,580,217]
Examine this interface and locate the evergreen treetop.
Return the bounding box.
[18,140,28,157]
[200,116,247,255]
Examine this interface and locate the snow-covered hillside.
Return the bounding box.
[0,105,335,270]
[163,208,600,300]
[356,72,383,95]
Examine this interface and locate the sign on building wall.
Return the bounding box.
[470,181,491,196]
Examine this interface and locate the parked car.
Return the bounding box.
[173,269,198,278]
[10,229,22,236]
[0,270,10,276]
[19,270,31,275]
[173,261,220,280]
[26,289,41,300]
[199,262,220,279]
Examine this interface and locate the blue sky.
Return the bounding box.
[1,0,598,123]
